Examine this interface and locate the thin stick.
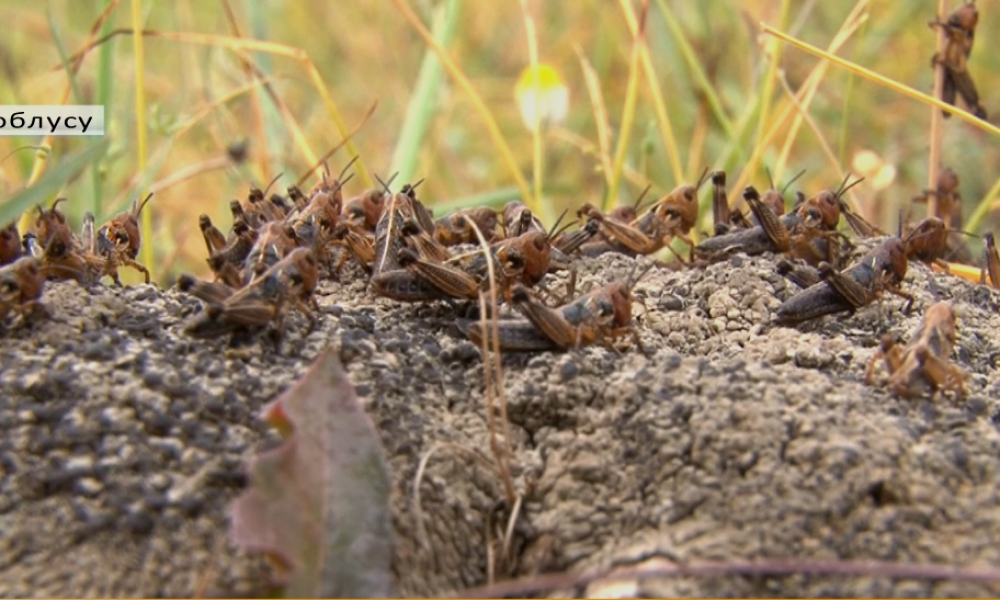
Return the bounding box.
[466,219,517,507]
[927,0,948,220]
[459,557,1000,598]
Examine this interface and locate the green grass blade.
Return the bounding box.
[46,11,85,105]
[93,0,118,217]
[391,0,460,187]
[0,140,111,226]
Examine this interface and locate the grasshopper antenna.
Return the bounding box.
[337,155,360,183]
[695,166,711,190]
[374,171,400,195]
[261,172,284,198]
[781,169,807,196]
[545,208,571,242]
[134,192,155,218]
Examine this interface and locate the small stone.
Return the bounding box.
[74,477,103,497]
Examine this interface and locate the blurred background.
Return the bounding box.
[0,0,997,284]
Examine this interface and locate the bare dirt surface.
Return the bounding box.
[3,240,1000,598]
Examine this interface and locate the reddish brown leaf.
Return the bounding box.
[231,348,394,598]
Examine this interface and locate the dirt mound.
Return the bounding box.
[2,243,1000,598]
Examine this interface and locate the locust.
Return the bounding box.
[0,255,47,327]
[181,247,320,340]
[930,1,987,120]
[696,182,848,267]
[865,301,966,400]
[459,263,653,352]
[775,236,913,326]
[1,221,21,265]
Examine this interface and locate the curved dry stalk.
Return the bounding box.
[294,101,379,188]
[574,47,613,189]
[411,442,499,552]
[465,218,517,508]
[460,556,1000,598]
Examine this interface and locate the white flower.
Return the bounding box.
[515,64,569,133]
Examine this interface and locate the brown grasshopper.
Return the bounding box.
[95,194,154,284]
[233,174,289,230]
[0,255,47,327]
[1,221,21,265]
[372,212,571,303]
[912,168,972,263]
[331,222,376,274]
[181,247,320,339]
[696,182,849,266]
[341,188,387,232]
[243,220,299,284]
[865,301,966,400]
[930,1,987,120]
[775,236,913,325]
[460,263,653,352]
[205,220,257,289]
[30,200,102,285]
[913,167,963,228]
[711,168,805,235]
[577,175,704,262]
[433,207,500,246]
[502,200,545,238]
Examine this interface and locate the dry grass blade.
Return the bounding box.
[58,27,371,187]
[771,1,868,186]
[19,0,123,234]
[465,218,517,508]
[777,72,862,210]
[760,23,1000,139]
[132,0,151,270]
[221,0,270,179]
[728,3,868,207]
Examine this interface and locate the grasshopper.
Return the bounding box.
[930,1,987,120]
[0,255,47,327]
[865,301,966,400]
[460,263,653,352]
[775,236,913,326]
